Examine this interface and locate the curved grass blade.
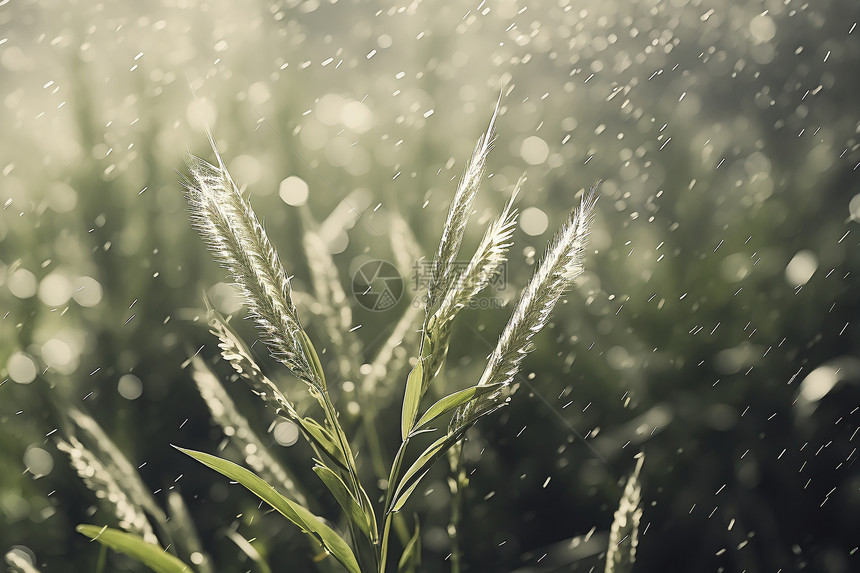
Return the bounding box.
[397,518,421,573]
[313,463,376,542]
[76,525,192,573]
[391,424,474,511]
[223,528,273,573]
[298,417,348,470]
[412,383,503,432]
[391,477,424,514]
[177,447,360,573]
[401,361,424,440]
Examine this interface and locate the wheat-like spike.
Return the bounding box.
[204,132,299,323]
[605,455,645,573]
[478,188,596,389]
[450,189,596,431]
[436,176,522,324]
[190,357,307,505]
[67,408,166,525]
[426,101,500,311]
[183,138,319,390]
[300,215,362,382]
[425,179,521,381]
[206,302,300,420]
[57,436,158,544]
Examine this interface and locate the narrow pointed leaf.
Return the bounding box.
[397,518,421,573]
[391,475,425,513]
[401,361,424,440]
[357,480,380,543]
[223,528,273,573]
[297,417,348,470]
[312,463,373,540]
[413,383,503,431]
[393,424,473,506]
[177,447,360,573]
[76,525,192,573]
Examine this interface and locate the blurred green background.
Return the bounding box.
[2,0,859,571]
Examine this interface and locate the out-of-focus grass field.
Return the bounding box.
[2,0,859,571]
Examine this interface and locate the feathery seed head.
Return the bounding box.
[606,455,645,573]
[426,103,501,313]
[479,187,597,389]
[450,187,596,428]
[183,137,324,391]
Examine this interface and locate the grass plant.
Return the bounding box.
[67,102,644,573]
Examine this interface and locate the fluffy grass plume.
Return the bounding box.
[66,408,167,525]
[426,177,522,380]
[182,135,322,392]
[605,455,645,573]
[205,301,299,420]
[425,100,499,312]
[480,187,596,388]
[300,213,362,382]
[57,436,158,544]
[451,187,596,430]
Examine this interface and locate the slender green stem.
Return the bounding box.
[321,390,382,569]
[95,543,107,573]
[448,444,467,573]
[383,439,409,513]
[378,513,393,573]
[378,305,437,569]
[321,391,362,503]
[377,437,412,572]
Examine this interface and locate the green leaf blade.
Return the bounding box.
[298,417,348,470]
[391,476,425,514]
[76,525,192,573]
[397,518,421,573]
[313,463,375,542]
[413,383,503,431]
[177,447,360,573]
[401,361,424,440]
[391,425,473,510]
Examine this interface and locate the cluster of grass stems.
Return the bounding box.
[45,101,645,573]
